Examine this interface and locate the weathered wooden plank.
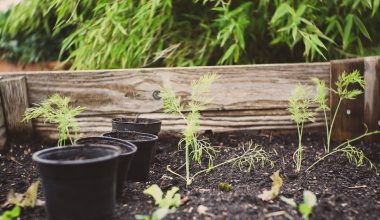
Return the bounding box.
[0,94,7,151]
[364,57,380,142]
[0,76,33,138]
[0,63,330,139]
[330,58,365,141]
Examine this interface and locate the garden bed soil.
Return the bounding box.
[1,131,379,220]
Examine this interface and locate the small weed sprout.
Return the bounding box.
[312,70,365,153]
[288,84,314,172]
[233,141,274,172]
[135,184,181,220]
[23,94,85,146]
[160,73,219,185]
[280,190,317,220]
[218,182,233,192]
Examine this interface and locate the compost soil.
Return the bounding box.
[1,131,379,220]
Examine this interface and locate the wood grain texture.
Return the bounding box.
[330,58,365,141]
[0,76,33,138]
[0,63,330,139]
[0,94,6,151]
[364,57,380,142]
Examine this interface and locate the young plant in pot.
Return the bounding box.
[102,131,158,181]
[74,136,137,198]
[24,94,122,219]
[112,116,161,135]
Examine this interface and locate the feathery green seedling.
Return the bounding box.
[160,73,219,185]
[23,94,85,146]
[312,70,365,153]
[161,74,274,185]
[288,84,314,172]
[306,127,379,172]
[135,185,181,220]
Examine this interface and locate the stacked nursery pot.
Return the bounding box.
[74,136,137,198]
[33,144,121,220]
[104,117,161,181]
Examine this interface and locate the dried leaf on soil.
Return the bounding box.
[258,170,283,201]
[2,180,40,208]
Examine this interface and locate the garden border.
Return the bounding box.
[0,57,378,150]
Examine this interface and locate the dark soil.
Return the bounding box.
[1,132,380,220]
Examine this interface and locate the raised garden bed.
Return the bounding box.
[0,57,379,220]
[1,131,380,219]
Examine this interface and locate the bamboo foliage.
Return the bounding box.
[1,0,380,68]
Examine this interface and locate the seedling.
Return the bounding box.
[308,70,379,172]
[161,76,274,185]
[288,84,314,172]
[312,70,365,153]
[23,94,85,146]
[1,205,21,220]
[135,184,181,220]
[160,73,219,185]
[280,190,317,220]
[218,182,232,192]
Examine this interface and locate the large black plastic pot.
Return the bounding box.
[112,118,161,135]
[32,145,121,220]
[74,137,137,198]
[102,131,158,181]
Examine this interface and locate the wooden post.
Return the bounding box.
[0,76,33,139]
[330,58,365,141]
[364,57,380,142]
[0,93,7,151]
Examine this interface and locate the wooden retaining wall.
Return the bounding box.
[0,57,378,150]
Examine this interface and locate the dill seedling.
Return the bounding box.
[161,74,274,185]
[160,73,219,185]
[312,70,365,153]
[23,94,85,146]
[288,84,314,172]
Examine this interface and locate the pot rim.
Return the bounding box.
[102,131,158,143]
[32,144,121,165]
[74,136,137,156]
[112,117,161,125]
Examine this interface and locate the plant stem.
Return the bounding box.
[185,141,191,185]
[323,108,329,153]
[191,157,238,181]
[327,98,342,153]
[306,130,380,172]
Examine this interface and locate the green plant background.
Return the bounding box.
[1,0,379,69]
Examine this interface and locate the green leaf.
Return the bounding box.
[218,44,236,64]
[303,190,317,208]
[143,185,163,206]
[134,214,151,220]
[280,196,297,208]
[270,3,290,24]
[1,205,21,220]
[343,14,354,50]
[299,203,312,220]
[352,15,371,40]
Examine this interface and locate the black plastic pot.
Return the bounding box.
[32,145,121,220]
[74,136,137,198]
[102,131,158,181]
[112,117,161,135]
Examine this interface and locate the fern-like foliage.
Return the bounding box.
[288,84,314,172]
[23,94,85,146]
[233,141,274,172]
[332,70,365,100]
[160,73,219,185]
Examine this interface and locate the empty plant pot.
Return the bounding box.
[32,145,121,220]
[102,131,158,181]
[75,136,137,198]
[112,117,161,135]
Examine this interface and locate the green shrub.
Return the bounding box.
[2,0,380,68]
